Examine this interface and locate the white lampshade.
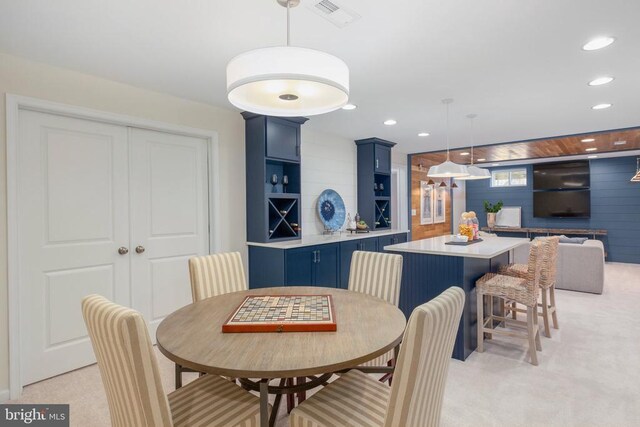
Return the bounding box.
[455,165,491,180]
[427,161,469,178]
[227,46,349,117]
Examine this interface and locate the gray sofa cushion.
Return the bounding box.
[513,239,604,294]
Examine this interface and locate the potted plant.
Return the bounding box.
[483,200,503,229]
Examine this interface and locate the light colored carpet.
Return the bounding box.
[9,262,640,426]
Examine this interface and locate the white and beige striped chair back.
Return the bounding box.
[188,252,247,302]
[82,295,172,427]
[384,287,465,427]
[348,251,403,306]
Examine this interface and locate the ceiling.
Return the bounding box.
[412,127,640,167]
[1,0,639,154]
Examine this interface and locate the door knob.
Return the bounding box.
[118,247,129,255]
[135,246,146,254]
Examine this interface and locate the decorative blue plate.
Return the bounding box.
[317,189,346,231]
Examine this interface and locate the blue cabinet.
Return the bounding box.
[243,113,307,243]
[266,117,301,162]
[249,243,339,288]
[378,233,407,251]
[248,235,407,290]
[355,138,396,231]
[339,237,379,288]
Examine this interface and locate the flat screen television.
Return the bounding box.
[533,190,591,218]
[533,160,590,190]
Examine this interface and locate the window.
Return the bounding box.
[491,168,527,187]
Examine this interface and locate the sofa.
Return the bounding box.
[512,239,605,294]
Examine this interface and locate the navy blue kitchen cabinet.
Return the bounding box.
[378,233,408,250]
[355,138,396,231]
[249,243,340,288]
[338,238,379,288]
[243,112,307,244]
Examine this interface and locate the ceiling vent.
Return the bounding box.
[307,0,361,28]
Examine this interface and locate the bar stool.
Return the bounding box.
[499,236,560,337]
[476,239,550,365]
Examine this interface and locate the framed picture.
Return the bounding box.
[434,186,447,224]
[420,181,434,225]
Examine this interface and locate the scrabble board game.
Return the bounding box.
[222,295,336,333]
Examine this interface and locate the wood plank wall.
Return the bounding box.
[411,166,452,241]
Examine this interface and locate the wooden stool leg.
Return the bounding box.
[476,292,484,353]
[541,288,551,338]
[511,302,517,320]
[550,284,559,329]
[527,307,539,366]
[486,295,493,340]
[533,306,542,351]
[175,364,182,389]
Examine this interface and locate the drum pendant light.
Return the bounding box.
[226,0,349,117]
[428,99,469,178]
[456,114,491,180]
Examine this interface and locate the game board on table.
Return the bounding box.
[222,295,336,333]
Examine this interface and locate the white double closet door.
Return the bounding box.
[17,110,210,385]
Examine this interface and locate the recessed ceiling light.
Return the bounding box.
[588,76,614,86]
[613,140,627,145]
[592,103,612,110]
[582,36,615,51]
[492,163,500,166]
[460,152,470,156]
[384,119,397,126]
[586,147,598,152]
[588,155,598,159]
[581,138,595,142]
[477,158,486,162]
[418,132,430,137]
[342,103,357,110]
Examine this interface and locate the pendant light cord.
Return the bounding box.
[470,116,474,166]
[286,0,291,46]
[445,101,451,161]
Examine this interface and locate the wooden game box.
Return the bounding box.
[222,295,337,333]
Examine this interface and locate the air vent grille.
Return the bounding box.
[316,0,339,14]
[307,0,361,28]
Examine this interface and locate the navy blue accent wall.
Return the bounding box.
[466,156,640,264]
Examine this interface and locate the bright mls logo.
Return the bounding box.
[0,404,69,426]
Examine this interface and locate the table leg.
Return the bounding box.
[286,378,295,413]
[259,379,269,427]
[296,377,306,404]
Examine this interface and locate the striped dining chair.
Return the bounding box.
[290,287,465,427]
[348,251,403,375]
[188,251,247,302]
[174,252,248,388]
[81,295,265,427]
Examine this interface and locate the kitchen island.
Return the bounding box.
[384,235,529,361]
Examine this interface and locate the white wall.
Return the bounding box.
[0,53,247,396]
[300,128,357,235]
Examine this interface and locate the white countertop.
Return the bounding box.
[384,235,529,259]
[247,229,409,249]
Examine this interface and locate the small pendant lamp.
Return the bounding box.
[428,99,470,178]
[455,114,491,180]
[631,158,640,182]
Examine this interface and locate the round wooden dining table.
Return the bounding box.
[156,286,406,427]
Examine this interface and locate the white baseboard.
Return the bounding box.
[0,388,10,403]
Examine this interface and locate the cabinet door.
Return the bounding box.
[374,145,391,174]
[266,117,300,162]
[314,243,340,288]
[361,238,378,252]
[286,247,315,286]
[339,240,360,289]
[378,234,395,252]
[394,233,408,244]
